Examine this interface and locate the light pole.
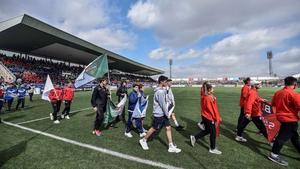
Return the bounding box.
[267,51,273,76]
[169,59,173,79]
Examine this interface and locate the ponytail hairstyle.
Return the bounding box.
[204,83,213,95]
[201,81,208,96]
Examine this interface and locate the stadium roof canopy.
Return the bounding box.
[0,14,163,76]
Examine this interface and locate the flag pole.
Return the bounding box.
[105,53,112,97]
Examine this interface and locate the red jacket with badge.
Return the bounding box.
[240,84,250,107]
[63,86,74,101]
[201,95,221,122]
[244,88,264,117]
[48,87,63,103]
[272,87,300,122]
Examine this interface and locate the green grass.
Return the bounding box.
[0,87,299,169]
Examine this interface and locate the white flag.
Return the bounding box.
[132,96,149,119]
[42,75,54,101]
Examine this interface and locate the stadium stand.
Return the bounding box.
[0,53,156,86]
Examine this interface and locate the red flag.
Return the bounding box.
[261,101,281,143]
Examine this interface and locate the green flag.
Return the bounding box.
[74,54,108,88]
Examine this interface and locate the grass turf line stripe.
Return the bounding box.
[16,107,91,125]
[2,121,183,169]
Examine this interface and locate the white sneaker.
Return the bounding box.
[139,132,147,138]
[139,139,149,150]
[197,122,205,130]
[209,149,222,155]
[65,115,70,120]
[124,132,133,138]
[50,113,53,120]
[235,136,247,142]
[53,120,60,124]
[168,145,181,153]
[190,135,196,147]
[61,114,65,119]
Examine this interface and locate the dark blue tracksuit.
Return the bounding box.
[126,91,143,133]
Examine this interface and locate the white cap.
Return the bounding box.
[250,80,261,86]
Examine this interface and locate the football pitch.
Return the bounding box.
[0,87,299,169]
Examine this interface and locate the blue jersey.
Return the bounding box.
[5,87,17,100]
[128,91,139,111]
[17,87,27,99]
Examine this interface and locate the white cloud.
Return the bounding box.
[78,28,136,51]
[0,0,135,52]
[127,0,160,28]
[128,0,300,47]
[273,48,300,74]
[162,25,300,77]
[149,48,201,60]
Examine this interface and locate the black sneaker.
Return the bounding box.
[175,125,184,131]
[268,154,288,166]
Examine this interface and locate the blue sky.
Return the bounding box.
[0,0,299,78]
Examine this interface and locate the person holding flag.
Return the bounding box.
[115,80,128,123]
[61,82,74,120]
[48,84,63,124]
[268,76,300,166]
[139,75,181,153]
[235,80,268,142]
[190,83,222,155]
[138,84,148,133]
[236,77,251,131]
[125,83,146,138]
[166,79,184,130]
[15,84,27,110]
[91,78,110,136]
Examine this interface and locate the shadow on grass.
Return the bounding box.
[3,115,26,122]
[222,120,300,160]
[179,117,209,147]
[0,141,27,167]
[0,123,55,167]
[185,151,208,169]
[221,120,268,157]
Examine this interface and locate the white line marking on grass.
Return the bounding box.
[16,107,91,125]
[2,121,183,169]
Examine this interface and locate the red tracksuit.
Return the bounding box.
[202,95,221,123]
[271,86,300,154]
[62,86,74,116]
[194,94,221,150]
[63,86,74,101]
[48,88,63,103]
[240,84,250,108]
[272,86,300,122]
[244,88,263,117]
[48,87,63,120]
[237,87,268,139]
